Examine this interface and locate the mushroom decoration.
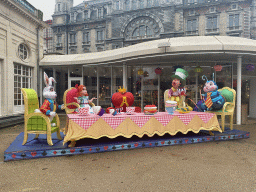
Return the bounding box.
[111,87,134,112]
[155,67,162,75]
[214,65,222,72]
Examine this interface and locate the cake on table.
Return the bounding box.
[144,105,157,115]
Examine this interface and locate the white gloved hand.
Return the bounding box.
[49,111,56,117]
[61,104,65,110]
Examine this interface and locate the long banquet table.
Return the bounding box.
[63,111,222,145]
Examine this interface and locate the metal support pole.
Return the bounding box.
[196,74,198,104]
[237,56,242,125]
[123,63,127,89]
[141,74,144,112]
[68,68,70,88]
[39,68,43,106]
[53,68,56,91]
[111,65,113,107]
[82,66,84,85]
[97,66,99,106]
[231,62,233,89]
[158,74,160,112]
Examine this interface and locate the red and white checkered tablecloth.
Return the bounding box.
[68,114,100,130]
[154,115,174,126]
[177,114,196,125]
[102,117,126,130]
[196,113,215,124]
[129,116,152,128]
[67,111,216,130]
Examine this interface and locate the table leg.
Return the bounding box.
[64,116,69,135]
[68,140,76,148]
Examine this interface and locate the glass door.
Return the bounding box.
[68,77,82,88]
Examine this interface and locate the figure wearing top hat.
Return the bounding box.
[164,68,189,108]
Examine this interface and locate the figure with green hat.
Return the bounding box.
[164,68,189,107]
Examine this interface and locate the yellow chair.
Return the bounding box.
[63,87,96,114]
[63,87,80,115]
[21,88,62,146]
[206,87,236,132]
[164,89,186,109]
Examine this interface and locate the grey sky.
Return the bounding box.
[27,0,84,21]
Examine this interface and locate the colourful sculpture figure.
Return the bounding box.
[165,68,189,109]
[111,87,134,112]
[36,72,63,126]
[74,85,97,114]
[199,75,225,112]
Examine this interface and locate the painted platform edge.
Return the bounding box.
[4,130,250,162]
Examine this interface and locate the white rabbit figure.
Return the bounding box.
[35,72,63,126]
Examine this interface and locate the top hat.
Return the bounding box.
[171,68,188,81]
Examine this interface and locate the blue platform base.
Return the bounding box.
[4,129,250,162]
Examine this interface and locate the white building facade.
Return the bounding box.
[0,0,47,117]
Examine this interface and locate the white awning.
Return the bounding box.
[40,36,256,66]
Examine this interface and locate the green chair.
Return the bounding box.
[21,88,62,146]
[206,87,236,131]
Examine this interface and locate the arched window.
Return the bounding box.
[18,44,28,60]
[146,26,152,36]
[132,28,139,37]
[125,17,160,40]
[139,25,145,36]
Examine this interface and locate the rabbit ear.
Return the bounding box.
[48,77,56,86]
[44,72,49,86]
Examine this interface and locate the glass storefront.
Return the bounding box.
[46,62,256,119]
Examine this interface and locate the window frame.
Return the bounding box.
[206,15,219,34]
[97,30,105,42]
[186,18,198,35]
[228,13,240,31]
[18,44,29,61]
[14,63,32,113]
[83,31,90,44]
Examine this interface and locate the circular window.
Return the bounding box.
[18,44,28,60]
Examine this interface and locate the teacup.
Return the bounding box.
[165,101,177,115]
[78,106,90,115]
[126,107,135,114]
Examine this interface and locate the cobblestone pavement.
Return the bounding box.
[0,114,256,192]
